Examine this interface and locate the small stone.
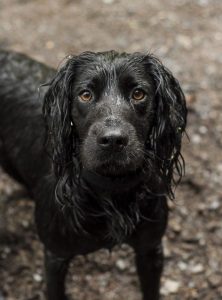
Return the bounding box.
[188,281,195,288]
[217,164,222,172]
[21,220,29,228]
[116,259,127,271]
[170,220,181,233]
[85,275,92,281]
[178,261,188,271]
[177,35,192,49]
[129,266,136,274]
[191,264,204,274]
[209,199,220,210]
[199,126,208,134]
[197,203,207,212]
[198,0,209,6]
[102,0,114,4]
[4,247,11,254]
[208,274,221,287]
[33,273,42,282]
[191,134,201,144]
[45,41,55,49]
[185,92,196,104]
[161,279,180,295]
[199,237,206,246]
[164,245,172,258]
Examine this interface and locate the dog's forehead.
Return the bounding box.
[74,51,148,82]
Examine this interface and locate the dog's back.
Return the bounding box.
[0,50,54,188]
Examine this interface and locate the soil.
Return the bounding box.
[0,0,222,299]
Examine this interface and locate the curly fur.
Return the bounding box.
[42,52,186,240]
[0,49,187,300]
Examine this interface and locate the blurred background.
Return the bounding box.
[0,0,222,299]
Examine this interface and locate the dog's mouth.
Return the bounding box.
[81,167,143,192]
[95,158,132,176]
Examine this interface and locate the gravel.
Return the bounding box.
[0,0,222,299]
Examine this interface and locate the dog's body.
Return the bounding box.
[0,50,186,300]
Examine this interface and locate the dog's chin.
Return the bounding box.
[81,147,144,178]
[85,159,142,178]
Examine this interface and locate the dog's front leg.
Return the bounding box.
[135,244,163,300]
[44,250,72,300]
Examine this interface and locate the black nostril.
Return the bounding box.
[115,136,128,147]
[100,136,110,146]
[97,131,129,151]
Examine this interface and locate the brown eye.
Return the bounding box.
[132,89,145,101]
[79,90,92,102]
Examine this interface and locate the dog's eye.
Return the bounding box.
[79,90,92,102]
[132,89,146,101]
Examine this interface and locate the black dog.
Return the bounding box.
[0,50,187,300]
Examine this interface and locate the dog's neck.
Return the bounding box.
[79,170,143,243]
[52,166,165,244]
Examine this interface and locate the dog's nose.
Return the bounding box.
[97,129,129,151]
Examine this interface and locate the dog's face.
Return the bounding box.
[71,52,155,176]
[44,51,186,190]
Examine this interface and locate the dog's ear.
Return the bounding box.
[145,55,187,196]
[42,53,99,234]
[42,57,84,231]
[42,57,77,178]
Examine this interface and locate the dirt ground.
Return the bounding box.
[0,0,222,299]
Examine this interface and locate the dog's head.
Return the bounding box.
[43,51,186,198]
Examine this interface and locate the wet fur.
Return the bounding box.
[0,50,187,300]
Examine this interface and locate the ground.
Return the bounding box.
[0,0,222,299]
